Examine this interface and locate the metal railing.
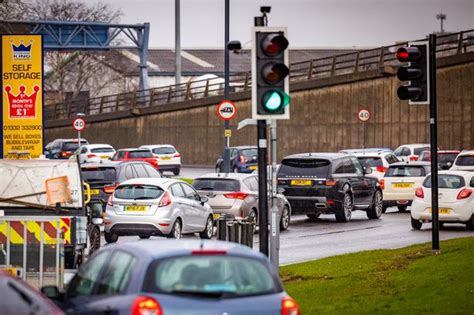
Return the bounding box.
[45,29,474,121]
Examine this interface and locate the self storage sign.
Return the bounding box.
[1,35,44,158]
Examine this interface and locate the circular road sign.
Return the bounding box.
[357,109,371,122]
[216,100,237,121]
[73,117,86,131]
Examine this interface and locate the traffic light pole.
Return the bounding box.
[429,34,440,251]
[257,119,269,256]
[269,120,280,265]
[222,0,231,173]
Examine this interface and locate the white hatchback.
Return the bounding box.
[140,145,181,175]
[411,170,474,230]
[450,150,474,171]
[78,144,116,164]
[352,151,400,180]
[393,144,431,162]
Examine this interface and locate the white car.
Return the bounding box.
[411,170,474,230]
[380,162,431,212]
[78,144,116,164]
[140,144,181,175]
[352,151,400,180]
[393,144,430,162]
[450,150,474,171]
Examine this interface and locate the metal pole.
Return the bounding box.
[429,34,439,251]
[6,222,10,266]
[138,23,150,92]
[269,120,279,265]
[257,120,269,256]
[175,0,181,85]
[23,223,27,281]
[39,222,44,288]
[222,0,231,173]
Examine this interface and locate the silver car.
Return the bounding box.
[104,178,214,241]
[192,173,291,231]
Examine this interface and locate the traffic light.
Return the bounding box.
[252,27,291,119]
[395,42,430,105]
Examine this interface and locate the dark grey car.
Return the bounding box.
[42,240,300,315]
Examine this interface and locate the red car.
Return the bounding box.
[417,150,460,170]
[112,148,159,170]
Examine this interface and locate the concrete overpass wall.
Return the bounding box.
[45,53,474,166]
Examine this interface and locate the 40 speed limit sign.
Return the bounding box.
[72,117,86,131]
[357,109,371,122]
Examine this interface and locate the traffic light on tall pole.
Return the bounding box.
[252,27,291,119]
[395,42,430,105]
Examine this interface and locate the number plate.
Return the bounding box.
[213,213,221,220]
[0,267,18,277]
[125,205,148,212]
[100,156,109,159]
[90,189,100,195]
[291,180,312,186]
[249,166,257,171]
[428,208,451,214]
[161,156,171,160]
[392,182,414,189]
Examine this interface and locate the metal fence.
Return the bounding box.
[45,30,474,121]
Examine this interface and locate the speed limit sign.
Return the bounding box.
[72,117,86,131]
[357,109,371,122]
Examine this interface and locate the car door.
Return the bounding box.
[169,183,191,232]
[342,157,366,206]
[181,183,207,231]
[79,146,88,163]
[351,157,374,205]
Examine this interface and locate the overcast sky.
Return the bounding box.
[88,0,473,48]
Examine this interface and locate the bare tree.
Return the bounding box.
[0,0,30,20]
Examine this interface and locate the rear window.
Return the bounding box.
[357,157,383,168]
[241,149,257,158]
[81,167,117,183]
[438,153,458,163]
[63,141,87,151]
[424,175,465,189]
[91,147,114,153]
[278,158,330,178]
[114,185,164,200]
[386,166,426,177]
[143,256,280,298]
[129,151,153,158]
[152,147,176,155]
[455,155,474,166]
[192,179,240,192]
[414,147,430,155]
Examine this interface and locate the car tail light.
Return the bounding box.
[60,151,71,158]
[327,199,335,206]
[173,153,181,158]
[409,155,418,161]
[224,192,248,200]
[379,179,385,190]
[87,154,96,159]
[415,187,424,198]
[191,250,227,255]
[159,191,172,207]
[107,195,113,206]
[325,180,337,186]
[282,296,300,315]
[104,184,118,194]
[131,296,162,315]
[376,166,386,173]
[457,188,472,200]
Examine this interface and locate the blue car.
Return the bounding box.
[216,146,258,173]
[42,240,300,315]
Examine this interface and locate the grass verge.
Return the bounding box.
[281,237,474,314]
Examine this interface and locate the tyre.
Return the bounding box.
[215,165,220,173]
[382,205,387,214]
[466,216,474,231]
[306,213,320,220]
[139,235,150,239]
[88,226,101,254]
[199,216,213,239]
[411,217,422,230]
[280,206,290,231]
[168,219,182,239]
[335,193,353,222]
[397,205,407,212]
[248,209,258,233]
[173,168,180,176]
[104,230,118,243]
[367,190,383,220]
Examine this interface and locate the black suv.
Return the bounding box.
[215,146,258,173]
[45,138,89,159]
[81,161,161,209]
[277,153,383,222]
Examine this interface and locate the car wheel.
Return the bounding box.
[139,235,150,239]
[104,230,118,243]
[168,219,182,239]
[199,215,214,239]
[411,217,422,230]
[280,206,290,231]
[397,205,407,212]
[382,205,387,214]
[335,193,353,222]
[306,213,320,220]
[248,209,258,233]
[466,216,474,231]
[88,226,101,255]
[173,168,180,176]
[367,190,383,219]
[215,165,220,173]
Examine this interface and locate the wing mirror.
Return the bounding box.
[364,167,373,175]
[200,195,209,205]
[41,285,63,300]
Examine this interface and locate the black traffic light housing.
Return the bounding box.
[396,42,430,105]
[252,27,291,120]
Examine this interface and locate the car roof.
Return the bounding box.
[438,170,474,177]
[340,148,392,154]
[84,144,114,149]
[230,146,257,150]
[389,161,431,167]
[117,148,149,152]
[119,177,177,187]
[458,150,474,155]
[396,144,430,148]
[352,151,393,157]
[196,173,256,180]
[54,138,88,142]
[81,160,151,168]
[282,152,347,160]
[140,144,176,148]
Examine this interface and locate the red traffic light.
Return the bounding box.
[261,34,289,56]
[396,47,421,62]
[262,63,290,84]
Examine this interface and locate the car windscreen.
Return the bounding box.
[192,179,240,192]
[241,149,257,158]
[63,141,87,151]
[278,158,330,178]
[90,147,115,153]
[81,167,117,183]
[129,150,154,158]
[143,255,280,298]
[357,157,383,168]
[424,174,465,189]
[114,184,164,200]
[414,147,430,155]
[152,147,176,155]
[385,166,426,177]
[455,155,474,166]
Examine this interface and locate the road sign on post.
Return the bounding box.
[72,117,86,132]
[216,100,237,121]
[357,109,370,149]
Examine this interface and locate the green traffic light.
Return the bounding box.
[262,90,291,112]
